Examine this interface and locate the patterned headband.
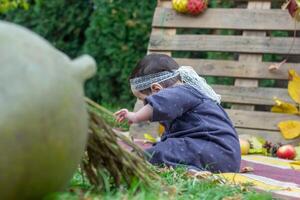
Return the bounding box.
[130,66,221,103]
[130,70,179,91]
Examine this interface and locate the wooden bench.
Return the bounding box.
[130,0,300,144]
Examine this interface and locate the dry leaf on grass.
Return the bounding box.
[240,167,254,173]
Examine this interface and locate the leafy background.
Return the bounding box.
[0,0,288,109]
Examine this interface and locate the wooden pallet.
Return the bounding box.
[130,0,300,144]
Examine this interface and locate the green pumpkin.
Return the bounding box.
[0,21,96,199]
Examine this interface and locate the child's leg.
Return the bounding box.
[145,137,241,173]
[145,137,204,170]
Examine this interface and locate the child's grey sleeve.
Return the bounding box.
[145,87,202,122]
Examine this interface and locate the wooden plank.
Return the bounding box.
[153,8,300,31]
[148,28,176,55]
[175,58,300,80]
[236,128,300,145]
[149,34,300,54]
[232,1,270,110]
[226,109,300,131]
[148,1,176,55]
[213,85,292,106]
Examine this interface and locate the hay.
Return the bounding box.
[81,98,159,190]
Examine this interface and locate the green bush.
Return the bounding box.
[0,0,29,13]
[83,0,155,108]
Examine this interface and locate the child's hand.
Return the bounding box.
[114,109,137,124]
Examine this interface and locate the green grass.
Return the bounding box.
[44,168,273,200]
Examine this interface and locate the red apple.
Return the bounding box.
[187,0,207,15]
[276,144,296,160]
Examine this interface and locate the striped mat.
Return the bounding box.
[221,155,300,200]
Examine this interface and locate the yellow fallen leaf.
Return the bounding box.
[290,159,300,170]
[271,97,299,114]
[288,69,300,104]
[158,124,165,137]
[290,161,300,165]
[143,133,157,143]
[278,120,300,139]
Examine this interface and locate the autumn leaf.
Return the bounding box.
[271,97,299,114]
[278,120,300,139]
[143,133,157,143]
[158,124,165,137]
[288,69,300,104]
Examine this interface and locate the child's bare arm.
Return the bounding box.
[114,104,153,124]
[134,104,153,122]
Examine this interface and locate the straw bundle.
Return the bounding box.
[81,98,159,189]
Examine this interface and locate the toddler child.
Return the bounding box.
[115,54,241,173]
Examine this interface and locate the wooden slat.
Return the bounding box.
[175,58,300,80]
[213,85,292,105]
[149,34,300,54]
[232,1,270,110]
[153,8,300,31]
[148,29,175,56]
[148,2,176,55]
[236,128,300,145]
[226,109,300,131]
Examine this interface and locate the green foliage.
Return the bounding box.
[45,168,273,200]
[0,0,29,13]
[83,0,155,107]
[1,0,92,58]
[209,0,234,8]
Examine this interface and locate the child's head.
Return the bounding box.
[130,54,181,99]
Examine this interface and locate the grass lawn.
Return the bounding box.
[45,168,273,200]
